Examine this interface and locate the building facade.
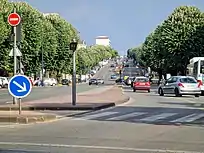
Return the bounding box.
[95,36,111,46]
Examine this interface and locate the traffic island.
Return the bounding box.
[0,103,116,111]
[0,85,129,111]
[0,111,57,124]
[0,85,130,122]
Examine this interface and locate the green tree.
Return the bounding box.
[40,17,58,74]
[14,2,44,75]
[0,0,13,76]
[138,6,204,76]
[46,14,79,76]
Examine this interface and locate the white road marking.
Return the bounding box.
[171,113,204,123]
[106,112,146,121]
[5,101,12,104]
[0,142,201,153]
[139,113,177,122]
[79,112,118,120]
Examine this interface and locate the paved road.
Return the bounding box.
[75,85,204,125]
[0,85,204,152]
[0,64,115,104]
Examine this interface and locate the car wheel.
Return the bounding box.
[158,88,164,96]
[175,88,181,97]
[148,89,150,93]
[52,83,56,86]
[195,94,200,97]
[133,88,136,92]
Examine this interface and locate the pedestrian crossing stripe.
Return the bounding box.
[139,113,177,122]
[73,111,204,123]
[170,113,204,123]
[106,112,146,121]
[81,112,118,120]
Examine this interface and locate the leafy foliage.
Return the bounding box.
[128,6,204,75]
[0,1,118,77]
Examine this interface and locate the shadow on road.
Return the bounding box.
[72,105,204,127]
[159,101,204,108]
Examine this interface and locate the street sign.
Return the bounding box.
[9,47,22,56]
[8,13,21,26]
[8,75,32,99]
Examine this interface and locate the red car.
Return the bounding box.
[133,77,150,92]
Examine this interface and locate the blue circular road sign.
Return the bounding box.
[8,75,32,99]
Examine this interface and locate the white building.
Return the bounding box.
[95,36,111,46]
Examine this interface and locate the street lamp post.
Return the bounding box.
[41,47,44,86]
[70,39,78,106]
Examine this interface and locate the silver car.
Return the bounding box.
[158,76,201,97]
[97,78,104,84]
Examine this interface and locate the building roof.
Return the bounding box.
[96,36,109,39]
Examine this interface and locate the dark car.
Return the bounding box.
[61,79,70,85]
[111,74,117,79]
[89,78,98,85]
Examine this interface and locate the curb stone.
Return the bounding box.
[0,114,57,124]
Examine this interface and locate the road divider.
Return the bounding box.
[0,85,130,124]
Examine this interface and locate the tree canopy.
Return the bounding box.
[127,6,204,76]
[0,0,118,77]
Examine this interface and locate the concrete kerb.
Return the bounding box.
[0,114,57,124]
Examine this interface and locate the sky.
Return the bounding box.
[17,0,204,55]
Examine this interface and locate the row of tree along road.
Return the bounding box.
[0,0,118,78]
[127,6,204,80]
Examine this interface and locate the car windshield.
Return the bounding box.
[136,78,148,82]
[180,77,197,83]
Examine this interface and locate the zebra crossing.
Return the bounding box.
[72,110,204,124]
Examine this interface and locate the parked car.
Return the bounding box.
[111,74,117,79]
[0,77,9,88]
[0,79,3,88]
[97,78,104,84]
[61,79,70,85]
[89,78,98,85]
[158,76,201,97]
[89,78,104,85]
[43,78,57,86]
[133,76,150,92]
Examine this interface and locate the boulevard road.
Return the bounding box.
[0,63,115,104]
[0,83,204,152]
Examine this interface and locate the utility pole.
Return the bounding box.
[13,7,17,104]
[70,39,78,106]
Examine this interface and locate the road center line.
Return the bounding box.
[0,142,200,153]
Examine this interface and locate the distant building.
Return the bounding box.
[95,36,111,46]
[77,40,87,49]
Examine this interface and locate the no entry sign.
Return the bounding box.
[8,13,21,26]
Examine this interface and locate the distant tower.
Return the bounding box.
[95,36,111,46]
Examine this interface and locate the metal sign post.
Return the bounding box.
[8,9,21,105]
[70,40,78,106]
[8,75,32,115]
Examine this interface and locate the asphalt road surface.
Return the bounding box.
[0,85,204,152]
[0,63,115,104]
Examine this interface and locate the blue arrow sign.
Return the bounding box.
[8,75,32,99]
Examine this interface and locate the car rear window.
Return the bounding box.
[136,78,148,82]
[180,77,197,83]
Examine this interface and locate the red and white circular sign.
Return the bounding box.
[8,13,21,26]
